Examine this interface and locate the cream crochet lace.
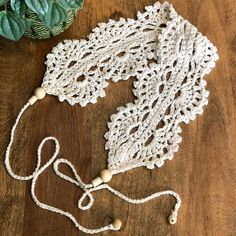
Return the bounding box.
[5,1,218,234]
[42,1,218,174]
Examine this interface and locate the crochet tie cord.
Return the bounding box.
[5,1,218,234]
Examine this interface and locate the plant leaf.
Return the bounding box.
[0,0,9,7]
[58,0,83,10]
[22,17,31,28]
[24,0,51,15]
[10,0,26,16]
[0,11,25,40]
[40,3,67,28]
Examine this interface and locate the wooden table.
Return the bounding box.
[0,0,235,235]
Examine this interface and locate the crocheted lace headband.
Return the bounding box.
[5,1,218,234]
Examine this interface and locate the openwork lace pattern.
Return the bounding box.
[42,2,218,174]
[5,1,218,234]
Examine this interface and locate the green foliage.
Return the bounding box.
[0,11,24,40]
[0,0,83,41]
[40,3,67,28]
[24,0,51,15]
[10,0,27,16]
[0,0,9,7]
[58,0,83,9]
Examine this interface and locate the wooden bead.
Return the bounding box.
[112,219,122,230]
[92,177,103,187]
[168,213,177,224]
[34,87,46,100]
[100,169,112,183]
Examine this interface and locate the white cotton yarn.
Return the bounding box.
[4,1,218,234]
[41,1,218,174]
[5,104,181,233]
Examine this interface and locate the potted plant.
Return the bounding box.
[0,0,83,41]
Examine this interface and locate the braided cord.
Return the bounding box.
[4,102,181,234]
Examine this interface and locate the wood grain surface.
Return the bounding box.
[0,0,235,235]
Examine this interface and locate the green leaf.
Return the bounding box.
[22,17,31,28]
[0,11,25,40]
[10,0,26,16]
[0,0,9,7]
[40,3,67,28]
[58,0,83,10]
[24,0,51,15]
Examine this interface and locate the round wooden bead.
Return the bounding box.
[34,87,46,100]
[112,219,122,230]
[100,169,112,183]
